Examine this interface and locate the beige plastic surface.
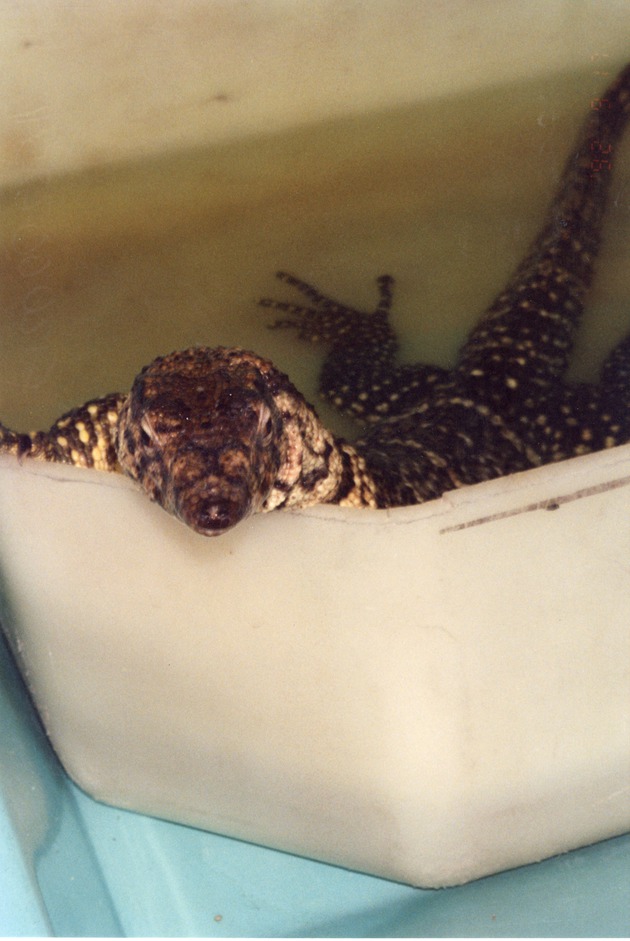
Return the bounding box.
[1,447,629,887]
[3,0,630,188]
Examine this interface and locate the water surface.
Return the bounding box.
[1,65,628,440]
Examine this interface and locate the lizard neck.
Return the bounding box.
[262,390,378,513]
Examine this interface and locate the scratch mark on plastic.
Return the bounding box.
[440,474,630,534]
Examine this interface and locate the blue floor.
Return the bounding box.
[1,628,628,937]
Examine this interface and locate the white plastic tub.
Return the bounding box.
[1,443,629,887]
[1,0,630,893]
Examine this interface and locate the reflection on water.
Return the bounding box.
[0,66,628,440]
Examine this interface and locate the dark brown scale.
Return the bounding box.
[1,64,629,535]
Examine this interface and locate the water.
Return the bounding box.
[0,65,628,439]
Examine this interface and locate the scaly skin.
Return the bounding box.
[1,64,630,535]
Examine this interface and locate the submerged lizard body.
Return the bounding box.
[1,64,630,536]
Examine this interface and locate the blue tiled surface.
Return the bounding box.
[1,629,628,938]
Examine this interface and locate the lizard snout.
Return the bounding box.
[176,489,252,536]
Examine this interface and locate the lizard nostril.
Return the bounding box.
[187,498,247,536]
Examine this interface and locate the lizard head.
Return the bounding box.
[116,347,302,536]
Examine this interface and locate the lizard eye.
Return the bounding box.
[257,405,274,443]
[139,417,154,448]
